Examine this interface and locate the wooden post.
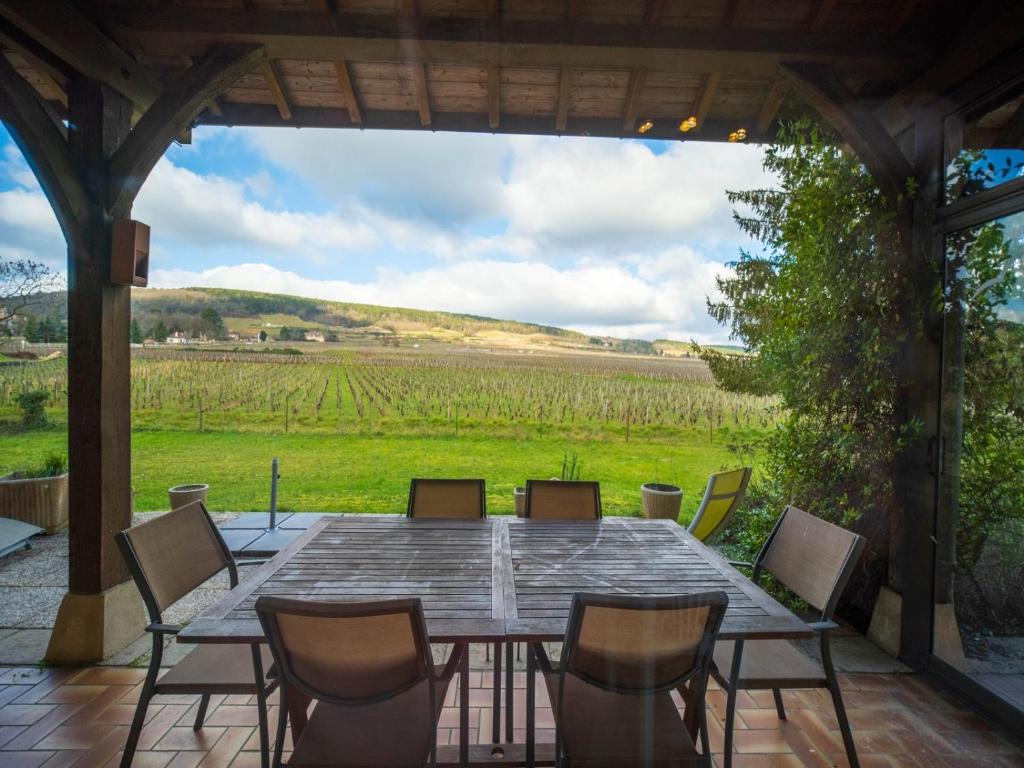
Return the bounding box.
[45,78,146,662]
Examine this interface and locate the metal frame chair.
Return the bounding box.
[524,480,602,520]
[687,467,752,543]
[256,595,466,768]
[406,478,486,518]
[115,500,277,768]
[713,505,867,768]
[532,591,728,768]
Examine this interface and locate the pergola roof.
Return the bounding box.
[2,0,1018,144]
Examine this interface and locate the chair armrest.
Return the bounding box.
[728,561,754,570]
[146,623,182,635]
[807,620,839,633]
[235,558,270,567]
[435,643,467,682]
[530,642,556,675]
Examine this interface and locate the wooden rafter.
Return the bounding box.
[622,68,646,132]
[723,0,747,27]
[885,0,920,34]
[555,65,571,132]
[333,59,361,124]
[262,60,291,121]
[0,0,161,110]
[412,62,431,126]
[691,72,721,133]
[109,44,268,216]
[0,51,87,250]
[780,62,912,203]
[756,80,786,134]
[206,98,223,116]
[567,0,586,22]
[994,99,1024,149]
[487,65,500,129]
[805,0,839,33]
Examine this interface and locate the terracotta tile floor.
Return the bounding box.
[1,664,1022,768]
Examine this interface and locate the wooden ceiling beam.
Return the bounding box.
[412,62,431,126]
[756,80,786,134]
[202,101,777,143]
[622,67,645,132]
[567,0,586,22]
[805,0,839,33]
[109,44,268,216]
[885,0,920,34]
[95,5,930,81]
[993,99,1024,149]
[333,59,362,124]
[487,65,500,129]
[780,62,912,203]
[262,60,292,121]
[555,65,571,132]
[643,0,666,27]
[0,0,162,110]
[723,0,747,27]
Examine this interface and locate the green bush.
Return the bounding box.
[14,389,49,429]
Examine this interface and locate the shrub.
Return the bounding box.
[14,389,49,429]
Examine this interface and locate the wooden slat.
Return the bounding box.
[263,60,292,120]
[756,79,786,134]
[555,65,571,130]
[643,0,666,27]
[805,0,839,33]
[333,58,362,123]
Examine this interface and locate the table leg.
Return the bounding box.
[492,642,502,744]
[526,644,536,768]
[286,686,310,744]
[460,644,470,767]
[250,644,270,768]
[505,641,514,743]
[681,680,699,741]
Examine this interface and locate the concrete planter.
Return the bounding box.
[641,483,682,521]
[513,486,526,517]
[168,483,209,510]
[0,472,69,534]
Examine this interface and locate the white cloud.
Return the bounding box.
[149,254,732,342]
[134,160,378,257]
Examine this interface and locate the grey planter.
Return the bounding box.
[168,483,209,510]
[641,483,683,521]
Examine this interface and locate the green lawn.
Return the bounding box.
[0,428,745,521]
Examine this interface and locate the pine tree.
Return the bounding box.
[130,318,142,344]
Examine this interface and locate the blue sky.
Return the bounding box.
[0,124,771,342]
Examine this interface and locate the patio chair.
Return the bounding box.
[115,501,277,768]
[687,467,752,543]
[531,591,728,768]
[524,479,601,519]
[256,595,466,768]
[407,478,486,518]
[712,506,866,768]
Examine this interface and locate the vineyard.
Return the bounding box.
[0,348,778,441]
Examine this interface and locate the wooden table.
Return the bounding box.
[179,515,811,767]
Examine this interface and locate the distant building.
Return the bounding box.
[165,332,190,344]
[304,330,326,343]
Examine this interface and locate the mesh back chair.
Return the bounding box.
[407,478,486,519]
[687,467,752,543]
[713,506,867,768]
[115,501,277,768]
[256,596,465,768]
[524,480,601,520]
[532,591,728,768]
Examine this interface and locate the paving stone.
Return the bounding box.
[0,630,52,665]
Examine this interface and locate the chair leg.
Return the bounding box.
[252,644,271,768]
[122,632,168,768]
[505,640,514,744]
[772,688,787,720]
[273,687,289,768]
[193,694,211,731]
[722,640,744,768]
[828,679,860,768]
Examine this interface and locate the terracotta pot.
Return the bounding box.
[0,472,69,534]
[168,483,209,510]
[513,486,526,517]
[641,483,682,521]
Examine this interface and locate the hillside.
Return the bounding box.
[129,287,662,354]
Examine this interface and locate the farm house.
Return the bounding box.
[0,1,1022,766]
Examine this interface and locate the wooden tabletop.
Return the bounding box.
[179,516,809,645]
